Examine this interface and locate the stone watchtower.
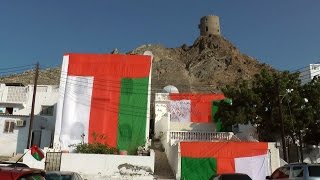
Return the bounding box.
[198,15,221,36]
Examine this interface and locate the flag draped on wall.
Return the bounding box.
[55,54,152,154]
[169,94,225,123]
[180,142,269,180]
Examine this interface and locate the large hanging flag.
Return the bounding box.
[55,53,152,154]
[169,94,225,123]
[30,145,44,161]
[180,142,269,180]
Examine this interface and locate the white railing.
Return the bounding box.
[168,131,240,145]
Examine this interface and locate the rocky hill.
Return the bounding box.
[130,35,272,92]
[0,35,272,92]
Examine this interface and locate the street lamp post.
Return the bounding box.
[277,86,288,162]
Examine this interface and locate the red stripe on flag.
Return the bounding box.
[169,93,225,123]
[66,54,151,146]
[217,158,235,174]
[181,142,268,158]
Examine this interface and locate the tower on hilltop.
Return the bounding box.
[198,15,221,36]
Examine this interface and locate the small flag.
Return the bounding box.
[30,145,44,161]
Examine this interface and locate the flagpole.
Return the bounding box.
[14,148,31,166]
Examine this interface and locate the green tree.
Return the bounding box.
[218,69,314,143]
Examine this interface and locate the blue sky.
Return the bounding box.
[0,0,319,71]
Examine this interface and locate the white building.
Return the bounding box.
[0,83,59,156]
[299,64,320,85]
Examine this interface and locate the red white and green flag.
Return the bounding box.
[169,94,225,123]
[54,53,152,154]
[180,142,269,180]
[30,145,44,161]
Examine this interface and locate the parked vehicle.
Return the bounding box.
[210,173,252,180]
[266,163,320,180]
[0,166,45,180]
[0,161,29,168]
[45,171,83,180]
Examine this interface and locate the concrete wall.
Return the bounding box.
[199,15,221,36]
[0,116,30,156]
[23,148,155,180]
[268,142,281,173]
[161,131,180,179]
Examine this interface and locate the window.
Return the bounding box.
[312,65,320,70]
[5,107,13,114]
[308,166,320,177]
[206,26,208,32]
[3,121,15,133]
[40,106,54,116]
[292,166,303,177]
[271,166,290,179]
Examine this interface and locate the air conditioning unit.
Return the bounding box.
[15,119,26,127]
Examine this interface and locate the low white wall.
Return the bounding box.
[60,151,155,176]
[23,148,155,180]
[170,122,216,132]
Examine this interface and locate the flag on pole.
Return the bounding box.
[30,145,44,161]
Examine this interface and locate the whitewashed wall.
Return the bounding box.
[161,132,180,179]
[23,149,155,180]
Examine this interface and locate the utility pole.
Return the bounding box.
[298,130,304,162]
[277,79,288,162]
[27,62,39,148]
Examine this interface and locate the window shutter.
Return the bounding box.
[4,121,9,133]
[9,122,14,133]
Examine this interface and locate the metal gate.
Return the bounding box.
[45,152,62,171]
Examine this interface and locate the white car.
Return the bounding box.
[266,163,320,180]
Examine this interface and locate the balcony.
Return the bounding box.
[168,131,240,145]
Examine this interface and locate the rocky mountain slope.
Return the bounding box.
[130,35,272,92]
[0,35,272,92]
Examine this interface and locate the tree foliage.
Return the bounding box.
[218,69,319,144]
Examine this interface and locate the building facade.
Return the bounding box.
[199,15,221,36]
[0,83,59,156]
[299,64,320,84]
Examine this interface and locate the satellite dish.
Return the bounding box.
[143,51,153,60]
[163,85,179,93]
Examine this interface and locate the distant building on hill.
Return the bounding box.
[199,15,221,36]
[299,64,320,84]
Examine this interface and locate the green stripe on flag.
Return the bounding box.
[32,152,41,161]
[117,78,149,154]
[181,157,217,180]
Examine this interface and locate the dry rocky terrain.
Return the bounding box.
[0,35,273,93]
